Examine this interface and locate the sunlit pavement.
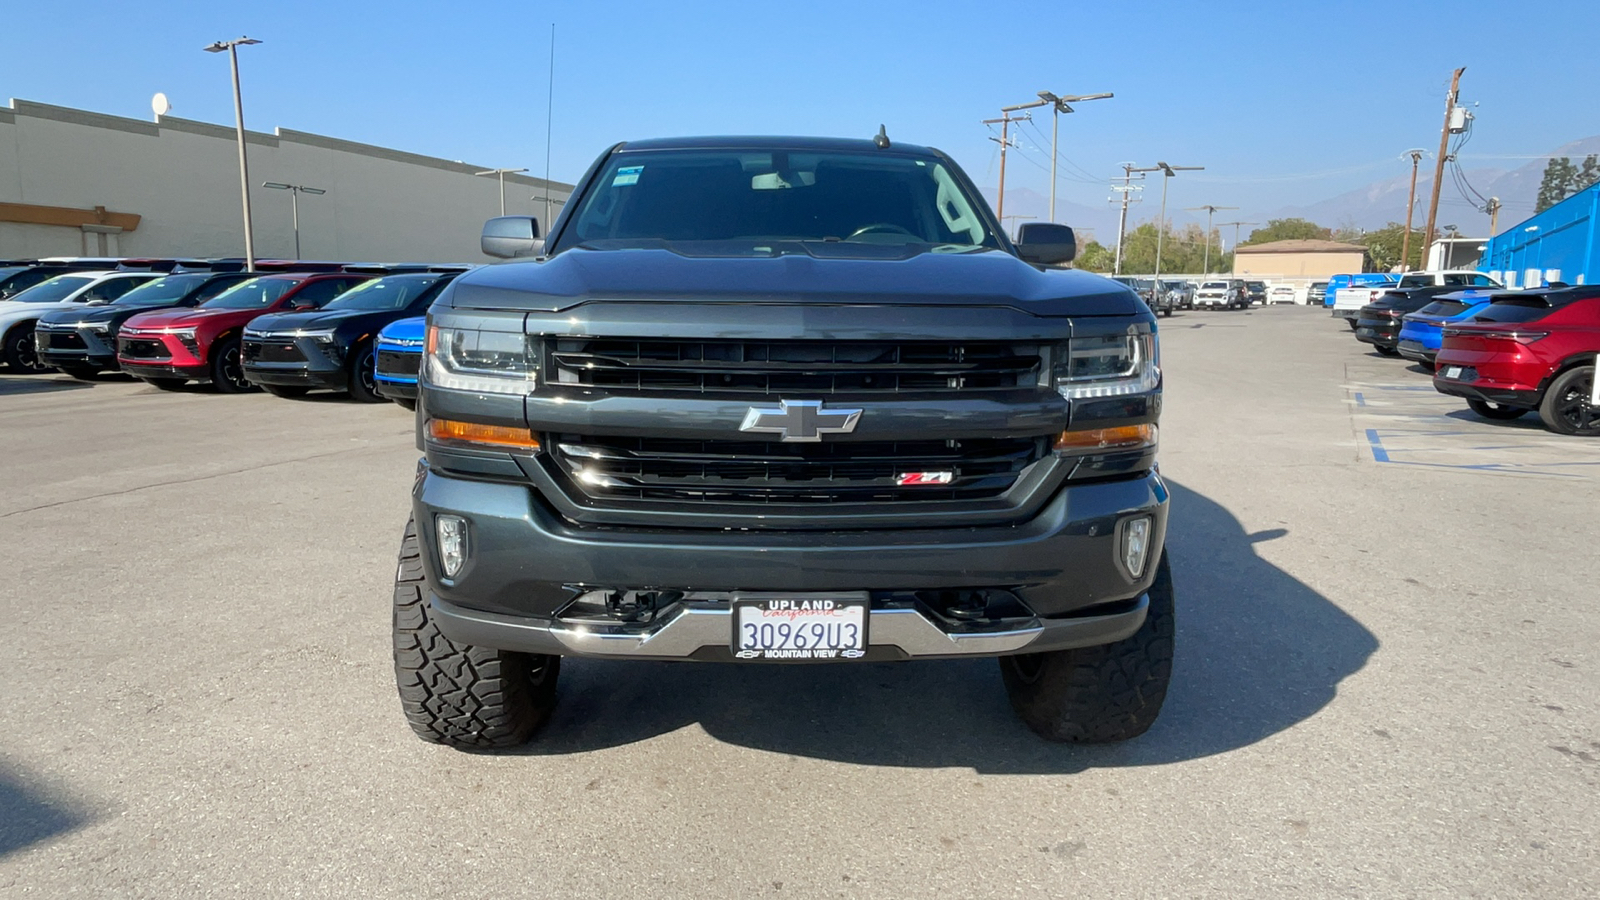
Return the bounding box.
[1,307,1595,898]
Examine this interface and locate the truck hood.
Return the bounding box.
[445,246,1143,318]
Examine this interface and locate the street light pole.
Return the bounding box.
[263,183,326,259]
[1185,205,1237,275]
[1219,221,1258,278]
[1142,162,1202,288]
[475,167,529,216]
[204,37,262,271]
[1034,90,1112,223]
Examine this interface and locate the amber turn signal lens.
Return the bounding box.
[1053,423,1156,453]
[427,418,541,450]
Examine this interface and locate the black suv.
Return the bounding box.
[35,266,253,378]
[394,135,1172,749]
[241,268,464,401]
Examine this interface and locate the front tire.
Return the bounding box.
[1467,398,1528,421]
[1000,552,1174,743]
[209,337,256,393]
[1537,366,1600,436]
[347,341,383,403]
[3,324,51,374]
[392,517,560,749]
[1375,345,1400,357]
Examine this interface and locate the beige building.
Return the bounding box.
[0,99,572,262]
[1232,239,1370,280]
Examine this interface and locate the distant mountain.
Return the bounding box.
[1265,134,1600,235]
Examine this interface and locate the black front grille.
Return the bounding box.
[120,339,170,360]
[376,349,420,379]
[242,339,305,364]
[549,338,1042,394]
[550,433,1048,505]
[38,331,87,351]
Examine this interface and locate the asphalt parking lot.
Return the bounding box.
[2,307,1596,898]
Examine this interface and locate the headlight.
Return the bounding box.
[294,329,337,342]
[425,325,536,394]
[82,323,110,333]
[165,327,198,340]
[1054,332,1160,400]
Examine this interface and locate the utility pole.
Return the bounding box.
[1401,149,1426,272]
[1111,163,1145,276]
[1487,196,1502,237]
[1034,90,1112,222]
[1421,67,1465,260]
[984,106,1038,224]
[1148,162,1203,290]
[1220,221,1258,278]
[1185,204,1237,275]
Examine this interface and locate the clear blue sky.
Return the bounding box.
[5,0,1598,225]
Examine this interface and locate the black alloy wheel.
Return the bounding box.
[1538,366,1600,436]
[3,325,52,374]
[347,342,383,403]
[209,337,255,394]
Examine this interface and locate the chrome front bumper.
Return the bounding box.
[430,592,1149,662]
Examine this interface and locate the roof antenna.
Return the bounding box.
[873,124,890,149]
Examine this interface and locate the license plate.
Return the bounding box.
[732,594,868,660]
[1444,366,1463,379]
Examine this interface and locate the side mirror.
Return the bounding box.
[290,300,316,311]
[481,216,543,259]
[1015,222,1076,266]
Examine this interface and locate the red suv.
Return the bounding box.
[1433,285,1600,435]
[117,271,370,391]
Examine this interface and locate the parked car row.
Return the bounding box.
[1339,274,1600,437]
[0,257,465,411]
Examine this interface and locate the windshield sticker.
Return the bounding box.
[612,165,644,187]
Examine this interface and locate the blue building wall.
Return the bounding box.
[1480,183,1598,288]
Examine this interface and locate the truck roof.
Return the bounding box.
[617,135,941,156]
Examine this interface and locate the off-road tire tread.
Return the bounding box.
[392,517,558,749]
[1001,553,1174,743]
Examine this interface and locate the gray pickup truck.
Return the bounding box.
[393,134,1173,749]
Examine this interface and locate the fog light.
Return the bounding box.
[436,515,468,578]
[1120,516,1153,579]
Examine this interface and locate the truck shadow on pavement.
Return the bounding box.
[0,375,93,397]
[0,764,92,859]
[518,479,1379,772]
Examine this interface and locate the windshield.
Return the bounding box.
[201,277,296,309]
[9,274,97,303]
[564,148,1000,252]
[110,273,209,306]
[1199,282,1228,291]
[323,275,441,311]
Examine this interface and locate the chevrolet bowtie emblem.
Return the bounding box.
[739,399,862,442]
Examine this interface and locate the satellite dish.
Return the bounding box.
[151,92,171,118]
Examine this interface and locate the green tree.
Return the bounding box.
[1240,218,1331,245]
[1358,222,1424,272]
[1113,221,1229,275]
[1074,240,1115,272]
[1579,153,1600,193]
[1536,157,1580,213]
